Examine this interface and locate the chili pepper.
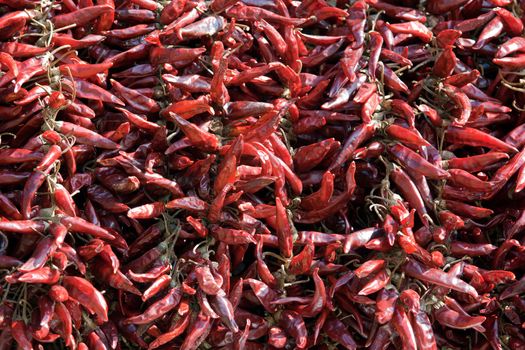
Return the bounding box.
[63,276,108,322]
[61,216,115,241]
[127,202,165,220]
[409,305,437,349]
[389,143,449,179]
[500,275,525,300]
[375,288,398,324]
[128,263,171,283]
[177,15,225,40]
[168,113,219,152]
[295,139,337,173]
[53,6,113,28]
[295,268,325,317]
[387,21,433,42]
[55,121,119,150]
[386,125,430,148]
[20,144,62,218]
[446,126,517,153]
[49,285,69,303]
[111,80,159,115]
[322,316,357,350]
[296,163,356,224]
[19,236,55,272]
[361,92,380,123]
[245,278,277,312]
[165,196,207,212]
[493,53,525,69]
[52,34,105,49]
[87,184,129,213]
[357,269,390,296]
[210,225,256,245]
[330,123,376,170]
[94,259,141,295]
[179,312,211,350]
[125,287,181,325]
[347,1,366,48]
[54,301,74,347]
[434,304,486,330]
[160,0,186,23]
[278,310,307,349]
[12,266,60,284]
[274,197,293,258]
[390,166,429,226]
[495,37,525,59]
[227,4,309,26]
[267,326,287,348]
[445,152,509,173]
[209,292,238,332]
[371,1,426,22]
[194,265,223,295]
[404,258,478,298]
[300,172,334,211]
[392,303,417,350]
[354,259,385,279]
[450,241,497,256]
[0,219,45,234]
[444,199,494,219]
[33,296,54,340]
[161,6,202,39]
[249,240,275,290]
[368,32,383,80]
[11,320,32,350]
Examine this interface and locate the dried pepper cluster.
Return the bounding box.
[0,0,525,349]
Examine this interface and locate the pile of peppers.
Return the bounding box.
[1,0,525,348]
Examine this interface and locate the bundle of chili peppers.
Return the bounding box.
[1,0,525,348]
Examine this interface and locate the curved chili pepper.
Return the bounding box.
[404,258,478,298]
[62,276,108,322]
[288,239,314,276]
[246,278,277,312]
[410,308,437,350]
[295,268,325,317]
[322,316,357,350]
[19,236,55,272]
[169,113,219,151]
[495,37,525,59]
[178,312,211,350]
[434,304,486,330]
[116,107,161,134]
[278,310,307,349]
[125,287,182,325]
[210,293,239,332]
[11,320,32,350]
[95,259,141,295]
[34,296,54,340]
[54,301,74,347]
[390,166,429,227]
[195,265,223,295]
[275,197,293,258]
[392,303,417,350]
[500,275,525,300]
[330,123,376,170]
